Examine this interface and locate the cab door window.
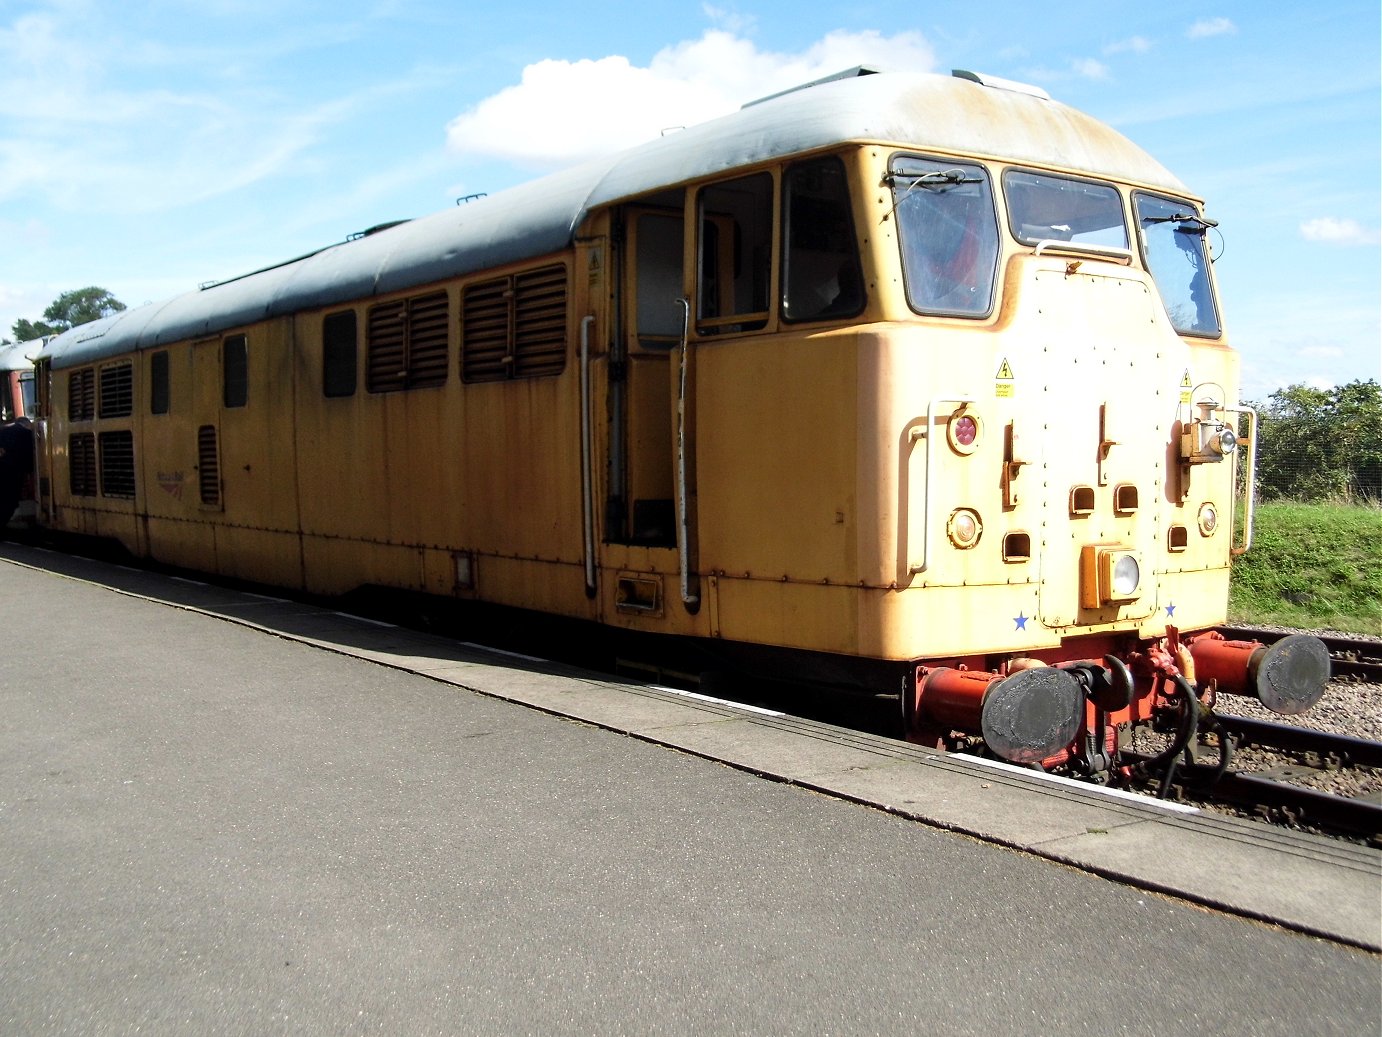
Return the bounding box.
[695,173,772,336]
[782,156,862,322]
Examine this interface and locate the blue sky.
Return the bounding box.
[1,0,1377,399]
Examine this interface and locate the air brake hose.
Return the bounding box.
[1184,717,1235,790]
[1145,674,1200,798]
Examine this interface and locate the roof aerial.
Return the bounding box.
[951,68,1051,100]
[742,65,883,108]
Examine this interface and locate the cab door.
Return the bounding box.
[609,204,683,548]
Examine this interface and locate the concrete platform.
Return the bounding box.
[1,543,1378,1034]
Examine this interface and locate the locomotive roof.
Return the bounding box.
[40,69,1190,369]
[1,340,39,372]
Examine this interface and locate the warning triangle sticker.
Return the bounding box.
[995,358,1014,380]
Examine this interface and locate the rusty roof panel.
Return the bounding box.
[40,71,1190,369]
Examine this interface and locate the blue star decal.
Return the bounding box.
[1014,612,1028,631]
[1166,602,1176,618]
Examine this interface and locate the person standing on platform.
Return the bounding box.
[0,418,35,534]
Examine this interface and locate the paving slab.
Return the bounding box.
[3,543,1379,960]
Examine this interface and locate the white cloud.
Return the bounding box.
[0,5,442,216]
[445,29,937,168]
[1299,217,1382,247]
[1186,17,1236,40]
[701,3,756,35]
[1071,58,1110,80]
[1104,36,1152,55]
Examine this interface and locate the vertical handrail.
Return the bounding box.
[675,298,698,608]
[1225,402,1257,555]
[579,315,597,596]
[909,395,975,575]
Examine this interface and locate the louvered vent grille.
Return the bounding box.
[197,425,220,506]
[99,430,136,498]
[461,280,510,382]
[513,266,568,377]
[367,302,407,393]
[69,433,97,496]
[366,292,450,393]
[407,292,450,388]
[462,264,568,382]
[98,362,134,418]
[69,369,95,421]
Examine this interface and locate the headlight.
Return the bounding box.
[1110,553,1140,597]
[1080,545,1142,608]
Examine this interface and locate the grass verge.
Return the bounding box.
[1228,501,1382,635]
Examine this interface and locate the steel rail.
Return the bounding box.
[1121,745,1382,841]
[1215,713,1382,769]
[1206,772,1382,841]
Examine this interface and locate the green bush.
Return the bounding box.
[1229,502,1382,634]
[1247,380,1382,503]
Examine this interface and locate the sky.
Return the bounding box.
[0,0,1377,400]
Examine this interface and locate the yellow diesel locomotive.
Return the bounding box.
[33,68,1329,771]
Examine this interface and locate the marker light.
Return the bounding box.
[1198,502,1219,536]
[947,508,983,548]
[1208,425,1237,456]
[1181,401,1241,465]
[947,412,981,455]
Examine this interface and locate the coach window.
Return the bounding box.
[150,351,170,415]
[695,172,772,336]
[1134,193,1221,337]
[889,156,1000,317]
[223,334,248,408]
[18,369,35,418]
[322,311,357,397]
[782,156,863,322]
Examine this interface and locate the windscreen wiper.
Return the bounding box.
[1142,212,1219,233]
[887,168,983,187]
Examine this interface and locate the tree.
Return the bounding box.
[10,286,126,342]
[1249,380,1382,502]
[9,318,59,342]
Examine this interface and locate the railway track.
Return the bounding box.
[1218,625,1382,683]
[1128,713,1382,844]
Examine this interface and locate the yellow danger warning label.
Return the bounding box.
[1179,368,1193,404]
[995,357,1014,398]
